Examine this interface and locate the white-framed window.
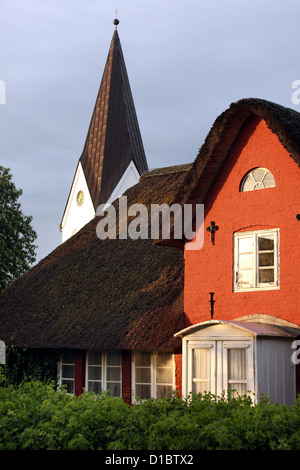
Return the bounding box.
[188,343,216,395]
[234,229,279,291]
[132,351,175,402]
[86,350,121,397]
[58,350,75,393]
[240,167,275,192]
[187,340,253,398]
[223,343,249,397]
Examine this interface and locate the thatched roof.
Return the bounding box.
[0,164,191,351]
[158,98,300,248]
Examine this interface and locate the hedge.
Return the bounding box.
[0,378,300,450]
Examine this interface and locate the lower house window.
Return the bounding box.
[187,340,253,398]
[86,351,121,397]
[58,350,75,393]
[234,229,279,291]
[132,351,174,402]
[227,348,247,396]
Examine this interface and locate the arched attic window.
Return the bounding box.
[240,167,275,192]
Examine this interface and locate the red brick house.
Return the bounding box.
[1,24,300,405]
[163,98,300,404]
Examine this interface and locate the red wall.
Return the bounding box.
[184,116,300,327]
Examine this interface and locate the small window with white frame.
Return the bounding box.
[86,350,121,397]
[58,350,75,393]
[132,351,174,402]
[234,229,279,291]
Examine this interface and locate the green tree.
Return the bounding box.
[0,166,37,292]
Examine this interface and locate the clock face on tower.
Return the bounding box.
[77,190,84,206]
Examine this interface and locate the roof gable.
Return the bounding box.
[158,98,300,248]
[184,99,300,204]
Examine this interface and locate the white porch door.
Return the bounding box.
[187,340,253,397]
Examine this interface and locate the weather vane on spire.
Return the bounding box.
[113,8,119,29]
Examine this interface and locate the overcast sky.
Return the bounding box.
[1,0,300,263]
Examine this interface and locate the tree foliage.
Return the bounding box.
[0,166,37,292]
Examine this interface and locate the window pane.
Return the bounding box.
[228,383,247,396]
[136,384,151,399]
[263,171,275,188]
[62,365,74,379]
[88,350,102,365]
[107,351,121,366]
[258,268,274,283]
[88,381,102,394]
[239,253,253,268]
[238,269,254,286]
[107,367,121,382]
[238,237,253,253]
[88,365,102,381]
[62,350,75,363]
[192,349,210,393]
[156,367,172,384]
[193,349,209,380]
[157,352,172,368]
[228,349,246,380]
[62,379,74,393]
[135,351,151,367]
[156,384,172,399]
[193,381,209,394]
[107,382,120,397]
[136,367,151,383]
[242,175,255,192]
[258,236,274,251]
[259,252,274,267]
[253,168,266,182]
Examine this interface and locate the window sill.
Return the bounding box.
[234,285,280,293]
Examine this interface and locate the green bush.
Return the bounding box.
[0,379,300,450]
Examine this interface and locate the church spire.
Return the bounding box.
[79,19,148,209]
[60,20,148,242]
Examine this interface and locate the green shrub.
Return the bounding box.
[0,380,300,450]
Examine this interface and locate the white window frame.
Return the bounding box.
[187,341,216,396]
[223,342,254,397]
[234,229,279,292]
[58,351,75,393]
[131,351,175,403]
[85,350,122,397]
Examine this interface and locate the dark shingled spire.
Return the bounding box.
[79,23,148,209]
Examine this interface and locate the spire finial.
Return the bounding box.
[113,9,119,29]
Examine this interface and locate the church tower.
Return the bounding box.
[60,19,148,242]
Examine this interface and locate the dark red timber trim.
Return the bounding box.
[74,350,86,396]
